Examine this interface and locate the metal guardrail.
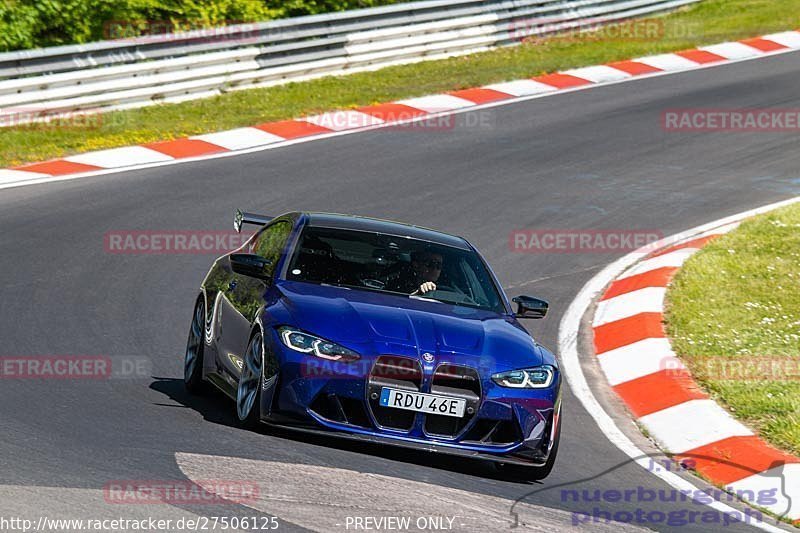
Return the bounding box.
[0,0,700,124]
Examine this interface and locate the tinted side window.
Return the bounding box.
[252,221,293,277]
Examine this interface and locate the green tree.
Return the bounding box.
[0,0,413,52]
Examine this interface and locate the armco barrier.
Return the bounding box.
[0,0,700,124]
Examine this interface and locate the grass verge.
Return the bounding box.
[665,203,800,457]
[3,0,800,167]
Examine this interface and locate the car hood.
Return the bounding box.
[274,281,543,370]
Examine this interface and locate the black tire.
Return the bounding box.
[529,417,561,480]
[184,297,207,394]
[496,416,561,481]
[236,330,264,429]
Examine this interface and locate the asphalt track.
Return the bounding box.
[1,48,799,532]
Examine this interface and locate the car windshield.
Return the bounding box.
[286,225,507,314]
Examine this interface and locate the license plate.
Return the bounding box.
[379,387,466,418]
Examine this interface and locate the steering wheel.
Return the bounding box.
[359,278,386,290]
[424,287,478,306]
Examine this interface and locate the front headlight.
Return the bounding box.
[278,327,360,362]
[491,366,555,388]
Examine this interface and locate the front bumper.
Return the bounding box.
[268,335,561,466]
[265,419,555,467]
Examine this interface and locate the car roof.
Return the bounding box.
[301,212,471,250]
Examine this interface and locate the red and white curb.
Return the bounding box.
[2,30,800,191]
[591,219,800,522]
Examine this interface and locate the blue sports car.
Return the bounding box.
[184,210,561,479]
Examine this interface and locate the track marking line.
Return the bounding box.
[63,146,173,168]
[2,36,800,192]
[597,338,683,386]
[593,287,667,326]
[639,399,754,453]
[560,195,800,530]
[191,127,286,150]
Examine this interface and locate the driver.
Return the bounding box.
[388,250,443,295]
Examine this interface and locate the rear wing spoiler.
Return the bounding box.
[233,209,272,233]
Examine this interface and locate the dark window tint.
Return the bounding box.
[286,226,506,314]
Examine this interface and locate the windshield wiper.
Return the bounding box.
[408,294,443,303]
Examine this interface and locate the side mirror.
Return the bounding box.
[230,253,272,280]
[512,295,548,319]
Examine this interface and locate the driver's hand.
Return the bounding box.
[418,281,437,294]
